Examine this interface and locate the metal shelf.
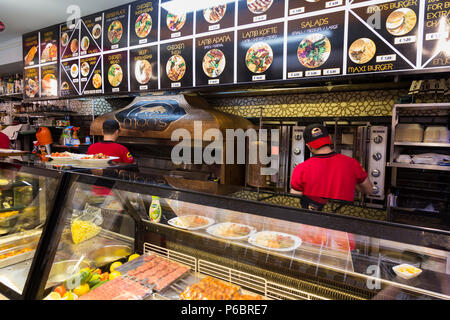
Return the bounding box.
[388,162,450,171]
[394,142,450,148]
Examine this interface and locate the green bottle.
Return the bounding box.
[149,196,161,223]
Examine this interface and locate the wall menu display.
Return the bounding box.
[196,31,235,86]
[288,0,345,16]
[23,32,39,67]
[40,26,59,64]
[104,5,129,51]
[347,9,414,75]
[350,0,420,67]
[238,0,286,26]
[22,0,450,100]
[60,22,80,60]
[422,0,450,68]
[80,13,103,56]
[287,11,345,79]
[238,22,284,82]
[130,0,159,46]
[130,46,158,92]
[41,63,58,98]
[24,67,40,99]
[160,0,194,40]
[160,39,193,89]
[80,55,103,95]
[196,2,236,34]
[104,51,129,94]
[60,59,80,97]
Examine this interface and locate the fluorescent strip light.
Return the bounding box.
[161,0,233,15]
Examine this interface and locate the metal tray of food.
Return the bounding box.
[0,243,37,269]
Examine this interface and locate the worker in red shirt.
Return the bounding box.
[0,131,11,149]
[87,119,134,164]
[291,123,373,203]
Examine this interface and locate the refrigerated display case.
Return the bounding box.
[0,160,448,300]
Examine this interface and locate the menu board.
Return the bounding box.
[196,32,235,86]
[80,55,103,95]
[238,0,285,26]
[287,11,345,78]
[238,22,284,82]
[104,5,129,51]
[289,0,345,16]
[60,22,80,60]
[422,0,450,68]
[347,6,414,75]
[23,32,39,67]
[160,40,193,89]
[130,46,158,92]
[160,0,194,40]
[60,59,80,97]
[22,0,450,100]
[104,51,129,93]
[41,63,58,98]
[130,0,159,46]
[40,26,59,64]
[24,67,40,99]
[80,13,103,56]
[196,2,235,34]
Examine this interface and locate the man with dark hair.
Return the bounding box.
[291,123,373,203]
[87,119,135,164]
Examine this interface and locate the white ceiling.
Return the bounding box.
[0,0,134,43]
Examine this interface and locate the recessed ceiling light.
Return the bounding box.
[0,21,5,32]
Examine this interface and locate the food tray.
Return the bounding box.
[0,245,36,269]
[206,222,257,240]
[248,231,302,252]
[167,215,215,231]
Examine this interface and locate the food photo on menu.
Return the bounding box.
[104,5,129,51]
[160,0,193,40]
[104,51,128,93]
[160,39,193,89]
[238,0,285,26]
[130,46,158,92]
[196,2,235,34]
[130,1,159,46]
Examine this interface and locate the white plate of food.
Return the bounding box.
[168,215,215,231]
[45,152,80,163]
[392,264,422,280]
[248,231,302,252]
[206,222,256,240]
[76,154,119,165]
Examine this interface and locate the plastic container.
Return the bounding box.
[149,196,161,223]
[423,126,449,143]
[395,124,424,142]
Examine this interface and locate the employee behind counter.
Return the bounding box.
[290,124,373,210]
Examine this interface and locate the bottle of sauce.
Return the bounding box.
[149,196,161,223]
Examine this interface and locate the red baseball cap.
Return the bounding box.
[304,124,332,149]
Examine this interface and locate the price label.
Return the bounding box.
[208,79,220,84]
[288,71,303,78]
[139,39,148,44]
[209,24,220,31]
[325,0,342,8]
[171,32,181,38]
[73,79,79,83]
[171,82,181,88]
[140,85,148,90]
[95,89,102,94]
[289,7,305,15]
[73,53,78,57]
[95,16,102,22]
[394,36,416,44]
[81,51,87,56]
[376,54,396,62]
[425,32,449,41]
[305,70,321,77]
[111,45,119,50]
[252,75,266,81]
[323,68,340,75]
[81,78,87,82]
[112,87,120,92]
[253,15,267,23]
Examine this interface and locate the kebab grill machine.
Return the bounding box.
[90,94,256,190]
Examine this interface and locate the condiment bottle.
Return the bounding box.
[149,196,161,223]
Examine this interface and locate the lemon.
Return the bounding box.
[73,283,90,297]
[109,261,122,272]
[109,271,121,280]
[62,291,76,300]
[44,292,61,300]
[128,254,140,262]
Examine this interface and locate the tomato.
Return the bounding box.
[54,285,66,296]
[100,272,109,281]
[93,268,102,275]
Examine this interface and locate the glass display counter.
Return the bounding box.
[0,160,448,300]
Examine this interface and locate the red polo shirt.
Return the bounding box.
[87,141,134,164]
[291,152,368,202]
[0,132,10,149]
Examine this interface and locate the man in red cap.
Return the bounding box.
[291,123,373,203]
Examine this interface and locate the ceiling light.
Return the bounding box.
[161,0,232,15]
